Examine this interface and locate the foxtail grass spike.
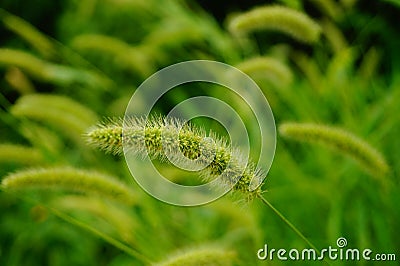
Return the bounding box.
[228,5,321,43]
[358,47,381,80]
[321,20,348,54]
[279,122,390,176]
[0,48,108,88]
[0,9,56,58]
[1,167,136,205]
[11,94,98,139]
[13,94,98,126]
[326,48,356,86]
[155,247,236,266]
[0,48,47,78]
[86,116,266,198]
[0,144,46,165]
[236,56,293,87]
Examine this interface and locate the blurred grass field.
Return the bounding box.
[0,0,399,265]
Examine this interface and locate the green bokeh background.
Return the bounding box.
[0,0,399,265]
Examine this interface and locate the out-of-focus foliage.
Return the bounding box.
[0,0,399,265]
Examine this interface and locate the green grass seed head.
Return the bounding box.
[86,116,266,198]
[321,19,348,54]
[358,47,381,80]
[155,246,236,266]
[11,94,98,140]
[86,118,124,155]
[279,122,390,177]
[235,56,293,87]
[0,9,56,58]
[14,94,98,125]
[0,144,47,166]
[0,48,108,87]
[1,167,136,205]
[228,5,321,43]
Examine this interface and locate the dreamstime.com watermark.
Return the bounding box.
[257,237,397,262]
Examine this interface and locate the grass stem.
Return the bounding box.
[49,207,153,265]
[0,188,152,265]
[257,193,331,265]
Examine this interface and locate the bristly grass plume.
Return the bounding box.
[236,56,293,88]
[228,5,321,43]
[86,116,266,199]
[11,94,99,141]
[1,167,136,205]
[154,246,236,266]
[279,122,390,177]
[0,144,47,166]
